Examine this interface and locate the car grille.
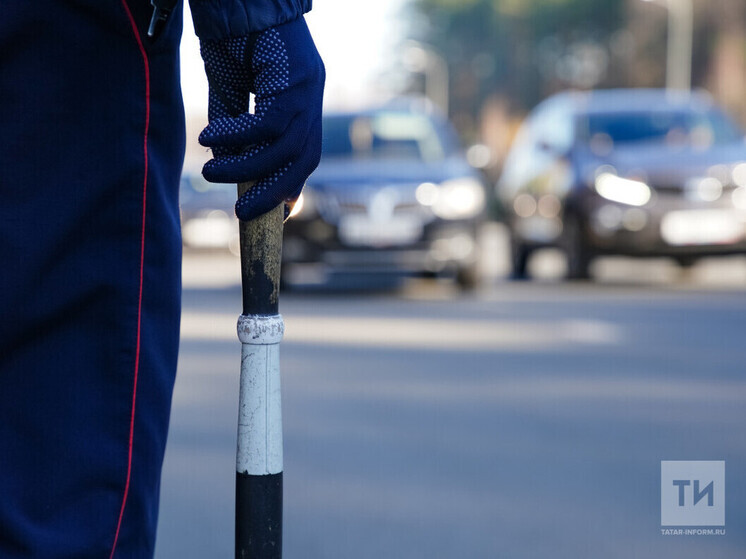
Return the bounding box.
[651,182,737,198]
[317,186,433,223]
[649,183,686,194]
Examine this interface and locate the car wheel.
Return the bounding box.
[456,261,480,291]
[509,232,532,280]
[675,256,697,269]
[279,271,292,292]
[564,216,593,280]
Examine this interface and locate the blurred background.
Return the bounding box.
[157,1,746,557]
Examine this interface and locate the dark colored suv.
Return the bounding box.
[283,99,487,288]
[497,89,746,279]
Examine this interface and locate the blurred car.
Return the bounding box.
[497,88,746,279]
[180,174,239,255]
[283,98,487,289]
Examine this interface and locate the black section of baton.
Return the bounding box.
[237,185,281,317]
[240,257,279,316]
[236,472,283,559]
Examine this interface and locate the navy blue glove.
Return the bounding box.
[199,17,325,221]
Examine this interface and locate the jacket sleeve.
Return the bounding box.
[189,0,312,40]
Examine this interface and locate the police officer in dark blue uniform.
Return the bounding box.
[0,0,324,556]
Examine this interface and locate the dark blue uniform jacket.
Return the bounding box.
[0,0,308,557]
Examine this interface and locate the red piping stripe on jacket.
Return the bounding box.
[110,1,150,556]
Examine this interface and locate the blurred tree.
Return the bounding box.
[407,0,746,175]
[628,0,746,124]
[409,0,626,133]
[625,0,746,124]
[704,0,746,123]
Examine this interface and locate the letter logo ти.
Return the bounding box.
[693,480,714,507]
[672,479,690,506]
[661,461,725,527]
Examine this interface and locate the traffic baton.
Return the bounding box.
[235,181,284,559]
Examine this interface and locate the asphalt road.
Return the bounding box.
[155,245,746,558]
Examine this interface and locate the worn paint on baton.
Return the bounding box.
[237,182,283,316]
[235,181,284,559]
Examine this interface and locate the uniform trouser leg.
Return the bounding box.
[0,1,185,557]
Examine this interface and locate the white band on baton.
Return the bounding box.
[237,314,285,345]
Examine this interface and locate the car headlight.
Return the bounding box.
[594,172,652,207]
[416,177,485,219]
[287,188,316,219]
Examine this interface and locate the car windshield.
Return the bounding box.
[180,175,235,203]
[182,175,234,193]
[582,109,741,150]
[322,112,446,162]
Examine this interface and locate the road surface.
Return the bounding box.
[155,246,746,558]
